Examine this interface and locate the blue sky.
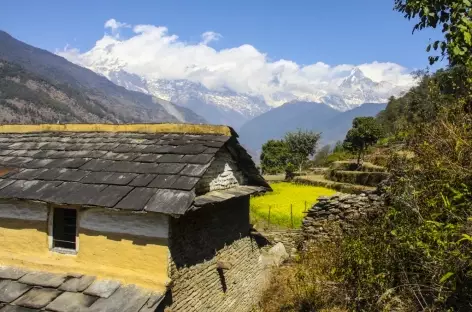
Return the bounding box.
[1,0,440,70]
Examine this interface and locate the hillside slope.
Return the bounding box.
[238,101,387,155]
[0,31,205,124]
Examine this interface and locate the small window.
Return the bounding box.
[52,208,77,251]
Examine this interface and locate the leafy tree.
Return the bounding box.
[343,117,383,165]
[284,129,321,173]
[312,144,332,167]
[394,0,472,67]
[259,139,290,174]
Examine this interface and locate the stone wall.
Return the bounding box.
[195,148,246,194]
[302,191,385,241]
[167,196,270,312]
[259,229,302,256]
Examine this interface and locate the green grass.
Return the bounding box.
[250,182,336,229]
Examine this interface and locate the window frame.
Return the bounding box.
[48,206,79,255]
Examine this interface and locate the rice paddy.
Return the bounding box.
[250,182,337,229]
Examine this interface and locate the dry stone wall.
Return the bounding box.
[302,191,386,241]
[166,196,270,312]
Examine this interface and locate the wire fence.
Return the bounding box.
[255,200,316,229]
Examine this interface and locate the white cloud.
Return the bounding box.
[58,19,415,106]
[201,31,222,45]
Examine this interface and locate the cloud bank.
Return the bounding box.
[58,19,415,106]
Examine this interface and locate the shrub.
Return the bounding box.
[325,170,389,186]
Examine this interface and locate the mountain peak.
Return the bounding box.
[349,67,365,79]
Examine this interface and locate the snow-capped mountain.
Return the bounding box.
[59,41,411,128]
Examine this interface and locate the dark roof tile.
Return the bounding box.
[148,175,179,188]
[87,185,133,207]
[145,189,194,214]
[154,163,185,174]
[181,154,213,164]
[80,159,115,171]
[180,164,210,177]
[115,188,157,211]
[56,169,89,182]
[128,174,156,187]
[170,176,199,191]
[134,154,162,163]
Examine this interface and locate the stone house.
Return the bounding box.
[0,124,271,312]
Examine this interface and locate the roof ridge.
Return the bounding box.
[0,124,233,136]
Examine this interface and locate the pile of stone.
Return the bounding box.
[302,191,385,241]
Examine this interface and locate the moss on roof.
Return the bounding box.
[0,123,233,136]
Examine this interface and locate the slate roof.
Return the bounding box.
[0,266,164,312]
[0,125,269,215]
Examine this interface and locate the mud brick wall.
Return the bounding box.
[166,196,269,312]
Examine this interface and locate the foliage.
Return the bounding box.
[312,144,332,167]
[285,129,321,173]
[257,242,348,312]
[343,117,383,165]
[394,0,472,67]
[250,182,336,229]
[260,139,291,174]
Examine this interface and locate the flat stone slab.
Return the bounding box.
[0,267,28,280]
[13,288,61,309]
[0,305,38,312]
[59,275,96,292]
[46,292,97,312]
[88,285,151,312]
[83,280,120,298]
[18,272,67,288]
[138,293,166,312]
[0,280,32,303]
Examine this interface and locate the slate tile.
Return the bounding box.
[19,271,67,288]
[35,168,66,181]
[203,140,226,148]
[134,154,162,163]
[112,144,138,153]
[203,147,220,154]
[0,280,32,303]
[87,185,133,207]
[103,152,138,161]
[59,275,96,292]
[50,183,106,206]
[87,285,151,312]
[156,154,185,163]
[0,180,41,199]
[169,176,199,191]
[181,154,213,164]
[45,158,91,169]
[0,157,33,167]
[83,280,120,298]
[198,135,230,142]
[0,150,12,156]
[128,174,156,187]
[19,181,63,201]
[0,267,28,280]
[145,189,194,215]
[96,143,120,151]
[81,172,114,184]
[0,179,14,191]
[105,161,139,173]
[134,163,161,174]
[115,188,157,210]
[31,150,58,159]
[138,293,166,312]
[179,164,210,177]
[13,288,61,309]
[170,144,207,154]
[11,169,46,180]
[46,292,97,312]
[56,169,89,182]
[0,305,38,312]
[154,163,186,174]
[23,158,54,169]
[80,159,115,171]
[148,175,179,188]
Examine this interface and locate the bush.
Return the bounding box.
[325,170,389,186]
[330,161,387,172]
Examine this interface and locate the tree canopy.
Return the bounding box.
[343,117,383,165]
[394,0,472,67]
[260,139,290,175]
[285,129,321,173]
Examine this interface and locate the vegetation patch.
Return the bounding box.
[325,170,388,187]
[293,176,375,194]
[330,161,386,172]
[250,182,336,229]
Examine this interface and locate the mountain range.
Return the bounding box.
[238,102,387,157]
[57,36,411,129]
[0,30,205,124]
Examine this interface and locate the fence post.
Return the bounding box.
[268,205,271,230]
[290,204,293,229]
